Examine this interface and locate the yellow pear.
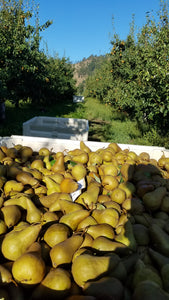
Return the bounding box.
[3,194,29,210]
[110,187,126,204]
[86,223,115,239]
[26,198,43,224]
[92,236,128,253]
[92,208,119,228]
[80,141,91,154]
[1,223,42,261]
[16,171,39,187]
[1,205,21,228]
[71,152,89,164]
[0,219,7,235]
[71,163,87,181]
[77,216,97,230]
[49,193,72,212]
[76,185,100,208]
[12,242,46,286]
[50,234,83,268]
[43,175,61,195]
[59,209,90,231]
[31,267,71,300]
[115,219,137,251]
[60,178,79,194]
[102,175,119,190]
[4,180,24,196]
[44,223,71,248]
[42,211,59,224]
[51,154,65,173]
[39,192,60,208]
[0,264,13,285]
[58,198,84,214]
[39,147,51,157]
[71,252,120,288]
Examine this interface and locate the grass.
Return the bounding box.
[0,97,151,145]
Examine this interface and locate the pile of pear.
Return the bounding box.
[1,142,169,299]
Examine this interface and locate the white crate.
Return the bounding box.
[1,135,169,160]
[22,116,89,141]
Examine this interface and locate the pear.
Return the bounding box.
[92,208,119,228]
[44,223,71,248]
[0,264,13,285]
[160,195,169,213]
[46,173,64,184]
[39,147,51,156]
[4,180,24,196]
[76,185,100,208]
[49,193,72,212]
[1,205,21,228]
[148,248,169,270]
[19,146,33,161]
[0,219,7,235]
[39,192,60,208]
[72,152,89,164]
[149,223,169,256]
[161,264,169,293]
[42,211,59,223]
[77,216,97,230]
[122,197,144,214]
[143,187,167,211]
[80,233,94,248]
[71,252,120,288]
[120,162,135,181]
[3,194,29,210]
[84,276,124,300]
[115,219,137,251]
[132,259,163,289]
[22,167,42,181]
[16,171,39,187]
[110,187,126,204]
[118,181,136,198]
[88,152,102,166]
[0,148,6,161]
[80,141,91,154]
[43,175,61,195]
[132,223,150,246]
[26,198,43,224]
[12,242,46,286]
[86,223,115,239]
[59,209,90,231]
[31,267,71,300]
[60,178,79,194]
[58,199,84,214]
[132,280,169,300]
[31,159,44,170]
[71,163,87,181]
[51,154,65,173]
[1,223,42,261]
[102,175,119,190]
[50,234,83,268]
[92,236,129,254]
[98,194,111,203]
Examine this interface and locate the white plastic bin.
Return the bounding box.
[1,135,169,160]
[22,116,89,141]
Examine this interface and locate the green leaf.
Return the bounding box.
[50,160,56,166]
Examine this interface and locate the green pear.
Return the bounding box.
[86,223,115,239]
[44,223,71,248]
[149,223,169,256]
[59,209,90,231]
[71,252,120,288]
[12,242,46,286]
[83,276,124,299]
[50,234,83,268]
[1,205,21,228]
[132,259,163,289]
[132,280,169,300]
[31,267,71,300]
[143,187,167,211]
[132,223,150,246]
[161,264,169,293]
[1,223,42,261]
[148,248,169,270]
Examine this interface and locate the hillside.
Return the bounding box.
[73,54,107,87]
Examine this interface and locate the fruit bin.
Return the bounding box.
[22,116,89,141]
[1,135,169,159]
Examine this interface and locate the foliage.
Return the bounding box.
[84,0,169,139]
[0,0,76,107]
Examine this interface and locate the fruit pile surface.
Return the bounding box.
[0,141,169,299]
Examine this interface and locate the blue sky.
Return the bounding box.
[36,0,162,63]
